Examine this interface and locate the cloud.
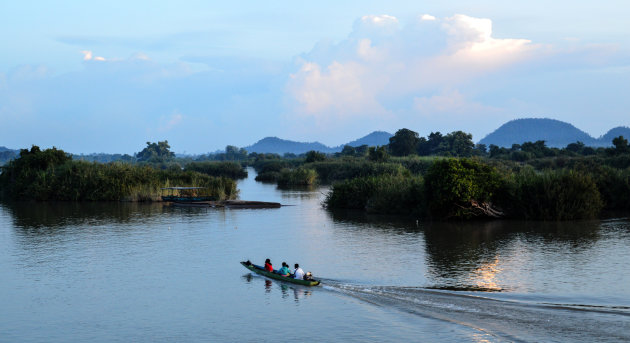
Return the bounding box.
[81,50,106,61]
[287,14,540,126]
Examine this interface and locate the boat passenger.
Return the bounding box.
[293,263,305,280]
[277,262,291,276]
[264,259,273,272]
[304,272,313,281]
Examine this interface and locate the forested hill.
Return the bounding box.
[479,118,630,148]
[0,146,19,165]
[336,131,393,149]
[601,126,630,144]
[244,137,335,154]
[244,131,393,154]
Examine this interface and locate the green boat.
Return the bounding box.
[240,261,321,286]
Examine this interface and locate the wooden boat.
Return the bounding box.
[240,261,320,286]
[224,200,281,209]
[161,187,217,202]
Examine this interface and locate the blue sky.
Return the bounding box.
[1,1,629,154]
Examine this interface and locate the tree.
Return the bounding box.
[136,141,175,163]
[368,146,389,162]
[612,136,629,154]
[389,128,420,156]
[566,141,585,154]
[355,145,369,157]
[340,145,356,156]
[427,132,444,153]
[424,158,504,219]
[444,131,475,157]
[305,150,326,163]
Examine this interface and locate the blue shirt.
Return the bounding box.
[278,266,291,276]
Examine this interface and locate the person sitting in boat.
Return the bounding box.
[293,263,305,280]
[264,259,273,272]
[277,262,291,277]
[304,271,313,281]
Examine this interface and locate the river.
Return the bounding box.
[1,169,629,342]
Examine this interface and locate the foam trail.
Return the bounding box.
[321,283,630,342]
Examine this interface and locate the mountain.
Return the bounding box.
[479,118,602,148]
[339,131,393,148]
[0,146,17,153]
[244,131,393,154]
[0,146,19,165]
[244,137,336,154]
[599,126,630,144]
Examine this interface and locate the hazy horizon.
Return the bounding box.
[2,1,629,154]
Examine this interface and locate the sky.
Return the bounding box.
[1,1,629,154]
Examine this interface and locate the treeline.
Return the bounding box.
[0,146,238,201]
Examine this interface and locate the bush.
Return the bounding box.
[424,158,506,219]
[325,174,424,215]
[186,161,247,179]
[508,168,603,220]
[0,147,238,201]
[277,168,317,186]
[307,160,408,183]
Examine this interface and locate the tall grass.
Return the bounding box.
[277,168,318,186]
[325,174,424,214]
[1,160,238,201]
[185,161,248,179]
[507,168,603,220]
[306,160,409,182]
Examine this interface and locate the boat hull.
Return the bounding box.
[240,261,320,286]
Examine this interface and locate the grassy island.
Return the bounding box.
[0,146,238,201]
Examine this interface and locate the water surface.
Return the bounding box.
[1,170,629,342]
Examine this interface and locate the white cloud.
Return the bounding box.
[287,14,540,124]
[81,50,106,61]
[287,61,388,120]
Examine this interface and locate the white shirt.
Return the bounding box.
[293,267,305,280]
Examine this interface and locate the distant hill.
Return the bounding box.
[0,146,19,165]
[339,131,393,148]
[600,126,630,144]
[244,131,393,154]
[244,137,336,154]
[479,118,607,148]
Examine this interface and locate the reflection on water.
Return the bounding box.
[3,201,167,231]
[242,272,312,302]
[327,209,622,295]
[1,170,629,342]
[422,220,602,292]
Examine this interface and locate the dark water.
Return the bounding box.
[1,169,629,342]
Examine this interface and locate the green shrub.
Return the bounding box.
[307,160,407,183]
[508,168,603,220]
[277,168,317,186]
[0,147,238,201]
[324,174,424,215]
[424,158,505,219]
[186,161,247,179]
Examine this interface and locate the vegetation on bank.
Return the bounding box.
[185,161,248,179]
[325,158,609,220]
[0,146,238,201]
[3,127,630,220]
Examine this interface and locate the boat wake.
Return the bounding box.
[320,281,630,342]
